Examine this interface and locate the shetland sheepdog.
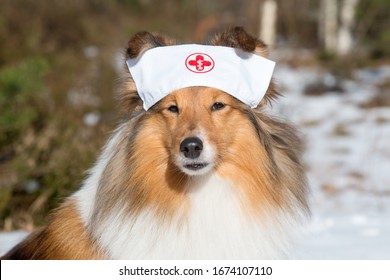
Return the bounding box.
[2,27,308,260]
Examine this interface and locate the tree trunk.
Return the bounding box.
[260,0,278,48]
[320,0,338,52]
[337,0,359,56]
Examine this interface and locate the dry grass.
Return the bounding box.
[331,123,351,137]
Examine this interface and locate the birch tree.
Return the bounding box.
[320,0,338,53]
[260,0,278,48]
[337,0,359,55]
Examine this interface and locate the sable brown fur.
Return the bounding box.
[90,114,190,229]
[1,199,105,260]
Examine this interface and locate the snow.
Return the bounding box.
[273,64,390,259]
[1,62,390,259]
[0,231,28,257]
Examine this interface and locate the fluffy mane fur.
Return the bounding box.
[2,27,309,260]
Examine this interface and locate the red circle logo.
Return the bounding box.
[185,53,215,73]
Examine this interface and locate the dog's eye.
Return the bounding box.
[211,102,225,111]
[167,105,179,113]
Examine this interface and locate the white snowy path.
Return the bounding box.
[1,63,390,259]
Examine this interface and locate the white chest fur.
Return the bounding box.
[77,171,296,259]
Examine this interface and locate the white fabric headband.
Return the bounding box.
[126,44,275,110]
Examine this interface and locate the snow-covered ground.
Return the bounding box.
[1,62,389,259]
[0,231,28,257]
[272,63,390,259]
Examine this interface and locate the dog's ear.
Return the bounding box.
[208,26,269,57]
[209,27,278,108]
[120,32,176,115]
[126,31,176,59]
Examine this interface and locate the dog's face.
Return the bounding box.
[151,86,247,175]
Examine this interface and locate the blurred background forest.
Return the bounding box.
[0,0,390,232]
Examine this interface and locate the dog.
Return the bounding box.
[2,27,309,259]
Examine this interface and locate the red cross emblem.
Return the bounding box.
[185,53,215,73]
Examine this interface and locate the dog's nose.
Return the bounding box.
[180,137,203,159]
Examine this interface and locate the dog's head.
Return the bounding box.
[120,27,280,176]
[94,27,308,220]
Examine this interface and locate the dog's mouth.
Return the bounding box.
[184,162,209,171]
[177,159,213,176]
